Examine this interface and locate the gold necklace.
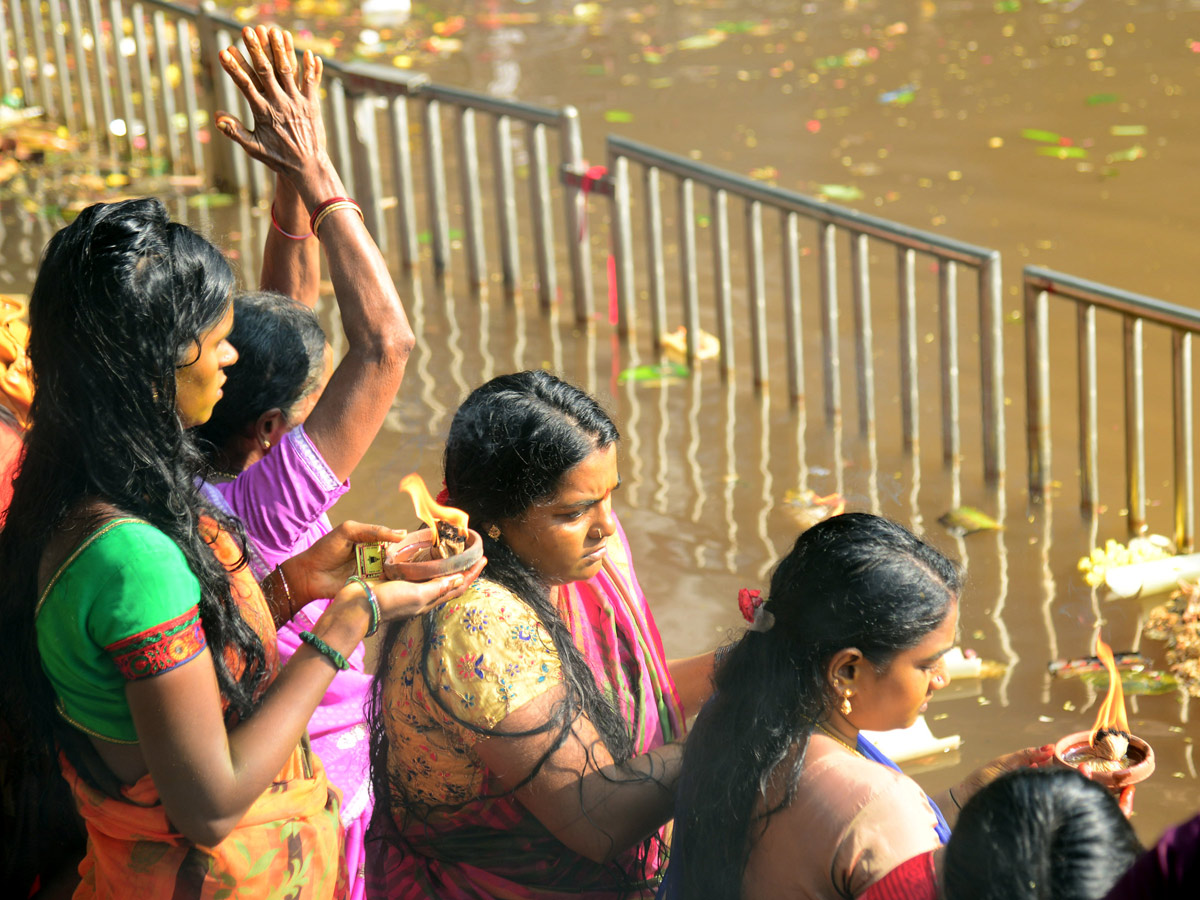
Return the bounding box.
[814,721,863,758]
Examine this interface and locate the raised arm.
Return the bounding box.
[260,173,321,309]
[219,25,413,483]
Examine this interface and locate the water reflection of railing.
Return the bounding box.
[1024,266,1200,549]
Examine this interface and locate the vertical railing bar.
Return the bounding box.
[527,123,557,310]
[177,20,201,173]
[1024,283,1051,497]
[0,1,12,99]
[898,247,919,453]
[89,0,117,156]
[152,10,179,170]
[67,0,97,136]
[781,210,803,401]
[110,0,137,158]
[423,98,450,276]
[327,78,355,196]
[609,152,635,336]
[980,252,1006,482]
[850,230,874,436]
[349,94,387,253]
[29,0,56,117]
[49,0,76,131]
[711,188,734,377]
[457,106,486,286]
[746,199,767,387]
[1173,332,1195,551]
[1078,303,1099,512]
[645,166,667,354]
[938,257,960,463]
[1124,316,1147,533]
[493,113,520,295]
[561,108,593,324]
[818,221,841,423]
[9,0,33,110]
[679,177,700,368]
[211,25,247,189]
[131,3,160,161]
[387,95,418,267]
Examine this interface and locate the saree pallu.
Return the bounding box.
[371,514,684,899]
[63,520,347,899]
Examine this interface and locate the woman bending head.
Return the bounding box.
[670,513,961,900]
[944,768,1140,900]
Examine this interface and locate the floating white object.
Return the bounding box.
[1104,552,1200,599]
[943,646,981,679]
[362,0,411,27]
[862,715,961,764]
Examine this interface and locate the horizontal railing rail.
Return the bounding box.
[1024,265,1200,549]
[605,135,1005,483]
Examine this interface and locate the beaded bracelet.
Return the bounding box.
[299,630,350,671]
[345,574,381,638]
[308,196,364,238]
[270,202,313,240]
[264,565,294,620]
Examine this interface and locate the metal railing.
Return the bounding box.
[1024,266,1200,550]
[603,136,1006,482]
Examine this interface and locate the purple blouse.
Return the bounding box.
[1103,812,1200,899]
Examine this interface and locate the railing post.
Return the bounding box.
[608,149,634,337]
[979,251,1005,483]
[711,188,734,378]
[678,177,700,368]
[850,230,874,437]
[422,98,450,276]
[782,210,803,402]
[1124,317,1147,534]
[1173,332,1195,551]
[818,220,841,425]
[645,166,667,353]
[388,95,419,267]
[936,257,959,464]
[1024,279,1050,498]
[197,2,240,192]
[898,247,919,454]
[746,200,767,387]
[1077,303,1099,513]
[561,107,594,324]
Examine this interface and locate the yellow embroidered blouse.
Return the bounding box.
[382,579,564,813]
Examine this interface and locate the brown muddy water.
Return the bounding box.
[5,0,1200,843]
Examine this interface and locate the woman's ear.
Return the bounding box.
[827,647,865,692]
[253,407,286,450]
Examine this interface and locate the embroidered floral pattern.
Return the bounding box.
[382,580,563,813]
[107,607,206,680]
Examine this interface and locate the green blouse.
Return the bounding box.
[35,519,204,744]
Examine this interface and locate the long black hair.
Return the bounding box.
[367,370,647,877]
[669,513,961,900]
[944,768,1140,900]
[0,199,267,892]
[193,291,326,456]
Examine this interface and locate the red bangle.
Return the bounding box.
[308,196,356,235]
[270,203,313,240]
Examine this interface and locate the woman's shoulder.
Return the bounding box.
[428,578,549,635]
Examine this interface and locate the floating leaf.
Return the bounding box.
[1077,670,1180,695]
[186,192,236,208]
[938,505,1002,535]
[1110,124,1147,136]
[815,183,863,202]
[1021,128,1062,143]
[604,109,634,124]
[1086,93,1119,105]
[878,84,917,106]
[617,361,689,385]
[1037,145,1089,159]
[1106,144,1146,163]
[676,31,726,51]
[994,0,1021,11]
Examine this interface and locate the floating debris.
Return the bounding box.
[938,505,1002,536]
[616,361,689,385]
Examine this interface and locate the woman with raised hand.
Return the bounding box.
[659,513,1054,900]
[366,370,716,899]
[196,26,413,899]
[0,32,480,900]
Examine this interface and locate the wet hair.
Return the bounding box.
[193,291,326,455]
[944,768,1141,900]
[668,513,961,900]
[0,199,267,892]
[367,370,648,885]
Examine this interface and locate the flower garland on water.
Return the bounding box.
[1143,581,1200,697]
[1077,535,1173,588]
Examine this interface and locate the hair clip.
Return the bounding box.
[738,588,775,632]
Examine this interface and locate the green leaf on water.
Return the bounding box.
[815,183,864,202]
[1086,93,1119,105]
[1036,145,1089,159]
[617,361,689,385]
[994,0,1021,12]
[1110,124,1147,136]
[186,192,236,208]
[939,506,1003,535]
[1021,128,1062,143]
[1077,670,1180,695]
[604,109,634,124]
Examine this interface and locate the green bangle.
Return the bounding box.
[345,575,381,637]
[298,630,349,671]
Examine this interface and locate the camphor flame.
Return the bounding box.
[1089,638,1130,745]
[398,473,469,549]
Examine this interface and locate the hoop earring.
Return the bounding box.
[841,691,853,716]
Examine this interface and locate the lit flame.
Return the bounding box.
[811,492,847,517]
[1089,638,1130,744]
[398,473,469,549]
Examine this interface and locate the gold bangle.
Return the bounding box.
[312,200,364,237]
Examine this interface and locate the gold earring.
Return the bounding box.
[841,691,853,716]
[487,524,501,540]
[262,440,271,451]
